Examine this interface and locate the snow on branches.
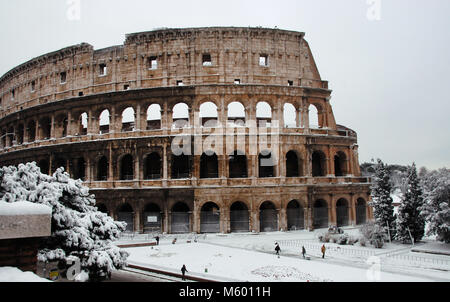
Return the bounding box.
[0,162,128,279]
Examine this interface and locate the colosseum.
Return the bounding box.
[0,27,372,234]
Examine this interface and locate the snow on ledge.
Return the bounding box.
[0,267,51,282]
[0,201,52,216]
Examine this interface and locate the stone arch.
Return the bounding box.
[143,152,162,180]
[55,113,68,138]
[259,201,278,232]
[171,202,191,234]
[121,107,135,132]
[356,198,367,225]
[199,101,218,127]
[200,151,218,179]
[334,151,347,177]
[119,154,134,180]
[286,150,303,177]
[283,103,297,128]
[16,123,24,145]
[230,201,250,233]
[117,203,134,233]
[227,101,246,126]
[142,203,162,233]
[336,198,349,227]
[200,202,221,233]
[312,150,327,177]
[313,199,329,229]
[308,103,320,128]
[96,155,108,181]
[146,104,162,130]
[256,101,272,127]
[286,200,305,231]
[39,116,51,140]
[77,112,88,136]
[27,120,36,142]
[259,150,275,178]
[229,150,247,178]
[99,109,110,134]
[172,102,189,128]
[171,153,191,179]
[72,157,86,181]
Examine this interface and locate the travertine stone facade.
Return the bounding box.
[0,27,372,234]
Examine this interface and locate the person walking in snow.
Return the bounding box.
[302,246,306,259]
[275,243,281,256]
[181,264,188,281]
[321,244,326,259]
[154,235,160,245]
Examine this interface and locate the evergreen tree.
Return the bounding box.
[396,163,425,243]
[370,159,396,239]
[420,168,450,243]
[0,162,128,280]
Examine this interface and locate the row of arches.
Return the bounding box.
[1,100,324,148]
[101,198,368,234]
[37,148,348,182]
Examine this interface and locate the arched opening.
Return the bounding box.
[6,127,14,147]
[312,150,326,177]
[199,102,218,127]
[73,157,85,181]
[308,104,319,128]
[286,151,300,177]
[172,103,189,128]
[284,103,297,128]
[146,104,162,130]
[121,107,135,132]
[97,156,108,181]
[38,159,49,175]
[229,150,247,178]
[171,202,190,234]
[171,154,191,179]
[287,200,304,231]
[39,117,51,140]
[117,203,134,233]
[259,201,278,232]
[356,198,367,225]
[97,203,108,214]
[52,157,66,173]
[27,120,36,142]
[144,152,161,180]
[78,112,88,136]
[200,202,220,233]
[17,124,24,145]
[200,151,218,179]
[336,198,349,227]
[230,202,249,233]
[259,150,275,178]
[99,109,110,134]
[143,203,162,233]
[334,151,347,177]
[256,101,272,127]
[120,154,134,180]
[313,199,328,229]
[227,102,246,127]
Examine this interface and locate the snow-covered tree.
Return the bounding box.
[396,163,425,243]
[370,159,396,239]
[420,168,450,243]
[0,162,128,280]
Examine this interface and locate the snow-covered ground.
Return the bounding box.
[117,228,450,282]
[0,267,51,282]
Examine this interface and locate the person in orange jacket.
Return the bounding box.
[321,244,326,259]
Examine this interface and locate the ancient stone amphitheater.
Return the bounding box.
[0,27,372,234]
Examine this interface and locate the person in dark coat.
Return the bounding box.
[321,244,326,259]
[275,243,281,256]
[302,246,306,259]
[181,264,188,281]
[154,236,160,245]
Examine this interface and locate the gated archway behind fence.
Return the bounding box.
[143,203,162,233]
[230,202,249,233]
[356,198,367,225]
[313,199,328,229]
[260,201,278,232]
[117,203,134,233]
[336,198,349,227]
[287,200,304,230]
[171,202,190,234]
[200,202,220,233]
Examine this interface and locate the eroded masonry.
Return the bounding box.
[0,27,372,234]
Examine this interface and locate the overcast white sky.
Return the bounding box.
[0,0,449,169]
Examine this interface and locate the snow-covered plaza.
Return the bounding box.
[117,228,450,282]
